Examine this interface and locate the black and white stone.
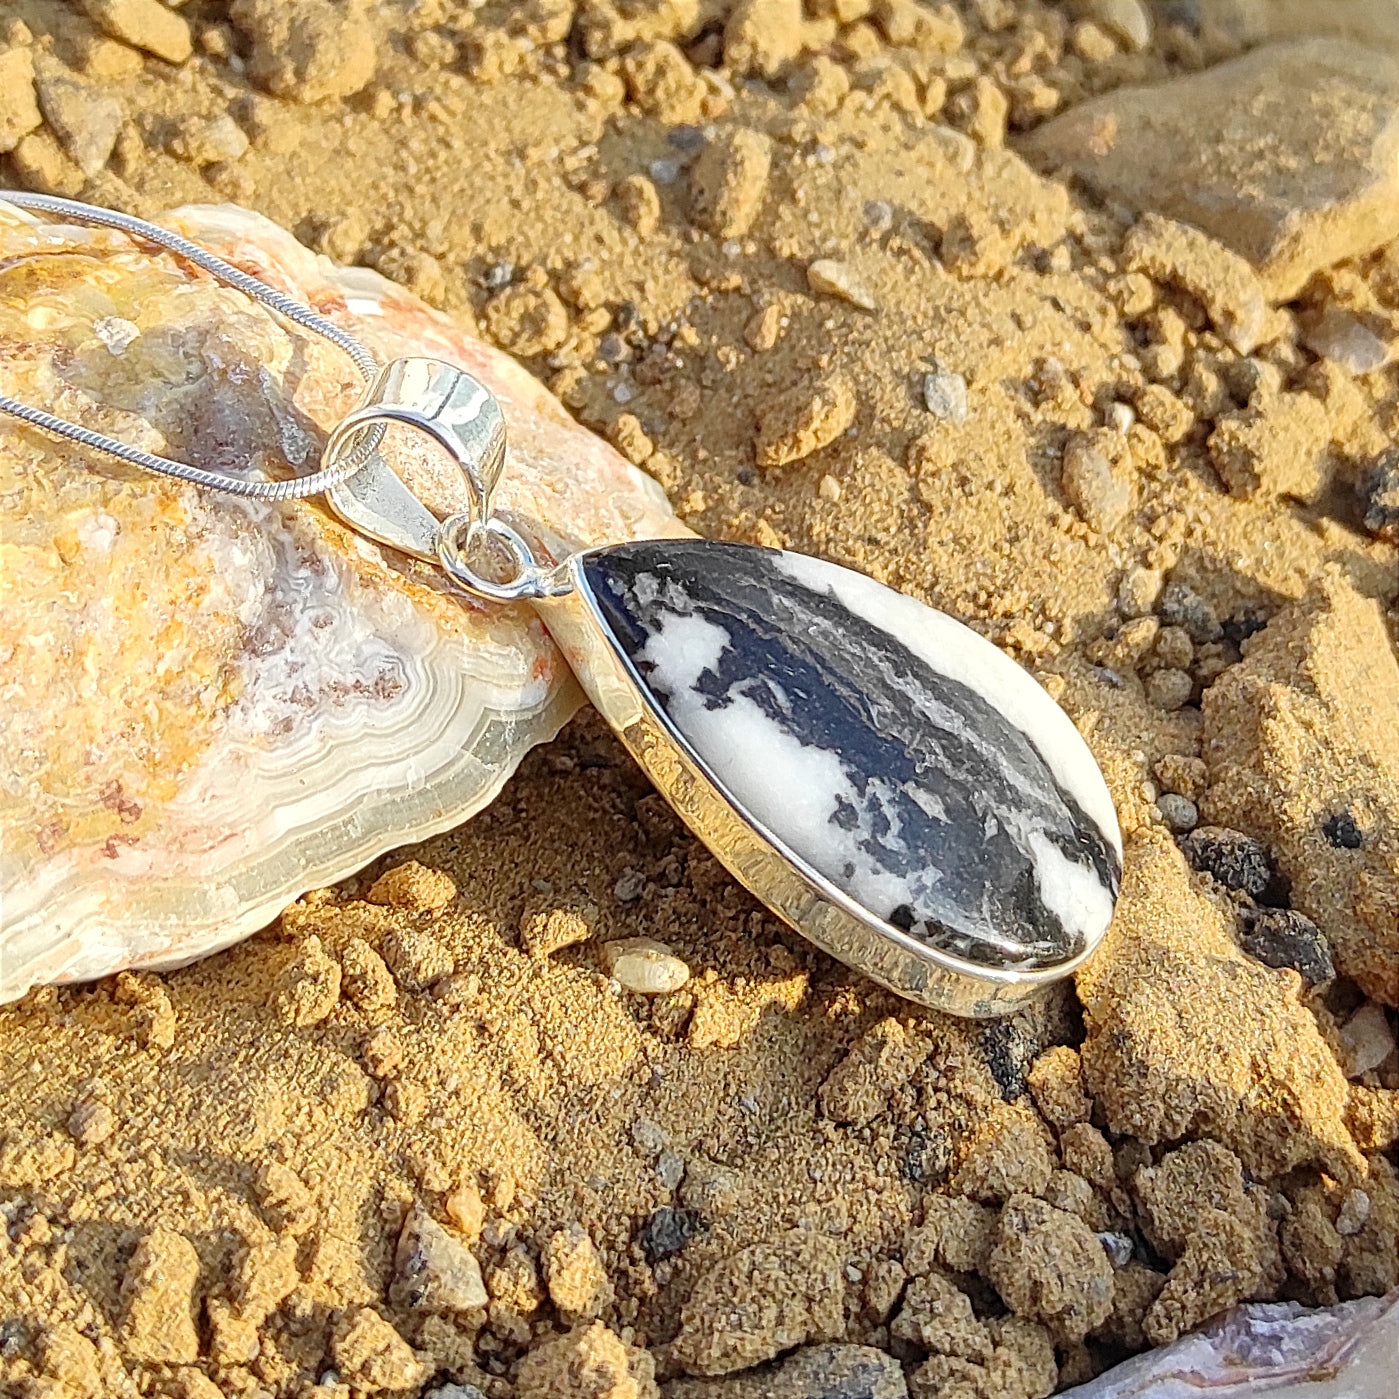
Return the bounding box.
[582,540,1122,969]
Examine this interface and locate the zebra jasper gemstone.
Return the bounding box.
[583,540,1122,969]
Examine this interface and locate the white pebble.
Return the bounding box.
[1302,305,1394,375]
[1336,1189,1370,1237]
[1339,1002,1396,1078]
[656,1148,685,1190]
[631,1116,666,1158]
[603,937,690,994]
[922,368,969,424]
[94,316,141,356]
[1106,401,1136,434]
[807,258,876,311]
[1098,1231,1135,1267]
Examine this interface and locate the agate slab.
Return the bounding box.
[0,200,683,1002]
[1060,1290,1399,1399]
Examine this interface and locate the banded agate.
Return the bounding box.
[0,201,682,1001]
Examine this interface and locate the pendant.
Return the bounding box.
[535,541,1122,1016]
[326,358,1123,1018]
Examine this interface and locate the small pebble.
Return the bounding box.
[94,316,139,355]
[1062,435,1130,532]
[1301,305,1393,375]
[613,869,645,903]
[83,0,193,63]
[1158,581,1222,643]
[631,1116,666,1158]
[393,1205,489,1313]
[922,368,969,424]
[953,74,1007,148]
[602,937,690,994]
[656,1148,685,1190]
[1106,401,1136,434]
[1097,1231,1135,1267]
[1358,449,1398,543]
[613,174,660,236]
[0,49,41,155]
[1071,20,1118,63]
[1339,1002,1396,1078]
[1322,811,1364,849]
[35,74,122,177]
[1076,0,1151,52]
[688,127,771,239]
[170,113,249,165]
[1181,826,1276,899]
[1154,793,1198,833]
[863,198,893,234]
[542,1224,611,1318]
[806,258,876,311]
[482,260,514,290]
[744,304,783,352]
[1335,1189,1371,1237]
[636,1206,696,1263]
[67,1098,115,1146]
[1117,566,1163,617]
[1238,908,1335,987]
[443,1182,485,1241]
[1144,666,1192,711]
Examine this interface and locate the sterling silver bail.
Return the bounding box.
[322,356,567,602]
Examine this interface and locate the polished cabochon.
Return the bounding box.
[535,538,1123,1017]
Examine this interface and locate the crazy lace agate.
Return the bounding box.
[0,201,683,1001]
[1060,1291,1399,1398]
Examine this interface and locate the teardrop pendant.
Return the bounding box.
[534,539,1122,1018]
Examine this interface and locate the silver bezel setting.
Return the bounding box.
[534,548,1107,1018]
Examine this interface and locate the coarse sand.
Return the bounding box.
[0,1,1397,1396]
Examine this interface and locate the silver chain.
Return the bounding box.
[0,192,382,501]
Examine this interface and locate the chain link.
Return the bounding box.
[0,192,381,501]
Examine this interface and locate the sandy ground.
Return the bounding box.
[1,1,1397,1397]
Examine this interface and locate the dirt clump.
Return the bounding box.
[669,1231,847,1375]
[1202,570,1399,1006]
[1023,38,1399,297]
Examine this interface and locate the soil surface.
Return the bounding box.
[1,2,1398,1398]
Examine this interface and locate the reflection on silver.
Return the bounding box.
[326,356,506,562]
